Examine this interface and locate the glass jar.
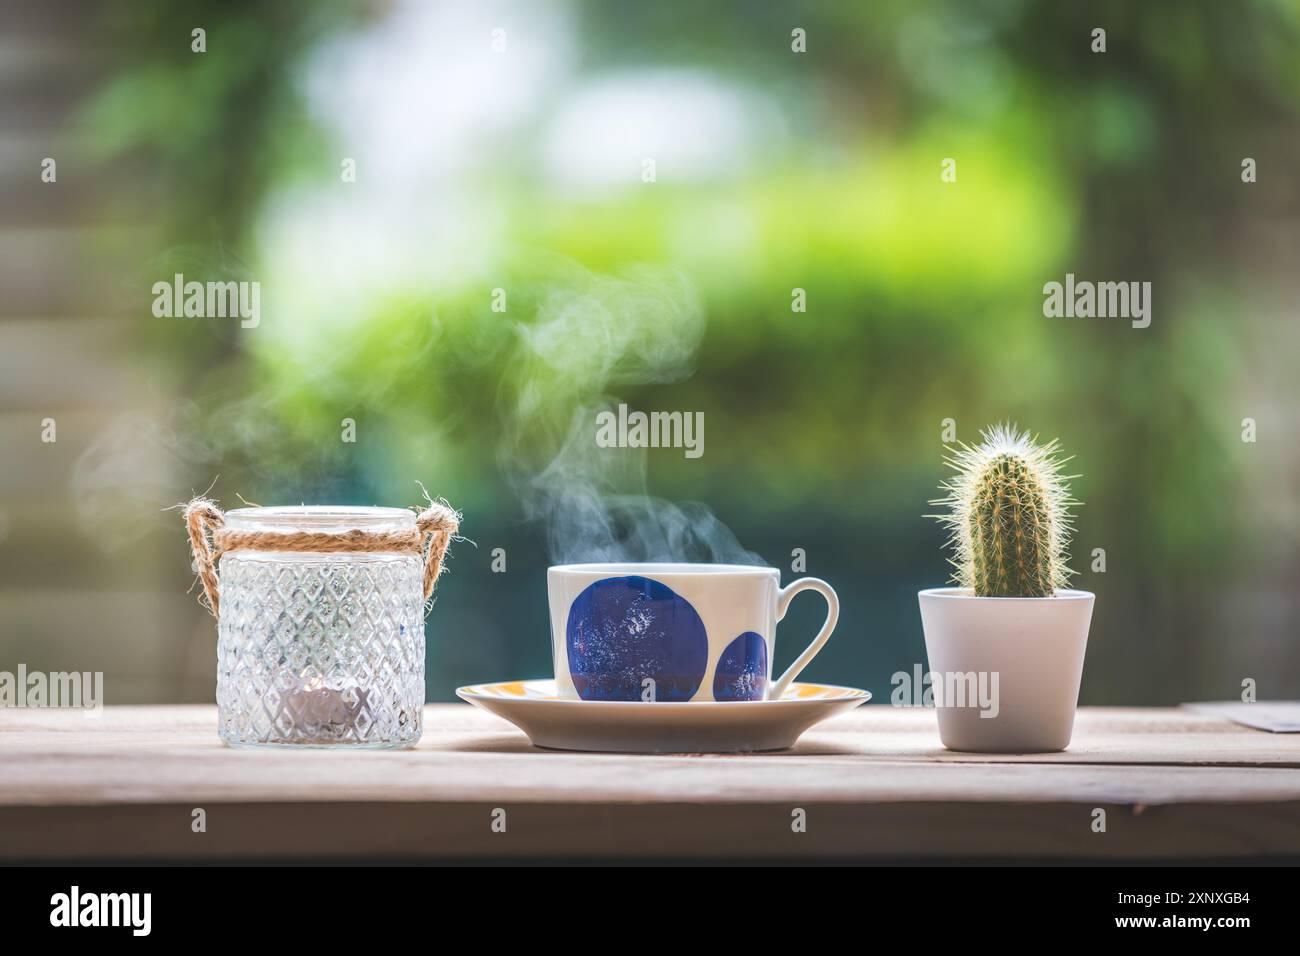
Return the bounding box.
[215,507,426,748]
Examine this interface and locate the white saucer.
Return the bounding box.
[456,679,870,753]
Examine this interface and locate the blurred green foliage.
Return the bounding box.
[77,0,1300,702]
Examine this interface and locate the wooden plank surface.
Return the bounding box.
[2,705,1299,861]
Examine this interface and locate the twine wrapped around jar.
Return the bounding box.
[182,496,460,618]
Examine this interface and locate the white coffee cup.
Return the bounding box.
[547,563,839,702]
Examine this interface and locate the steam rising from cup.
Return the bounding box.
[499,257,762,566]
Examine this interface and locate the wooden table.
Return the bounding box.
[3,705,1299,862]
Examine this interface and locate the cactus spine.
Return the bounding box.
[931,424,1078,598]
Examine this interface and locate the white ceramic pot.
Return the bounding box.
[918,587,1094,753]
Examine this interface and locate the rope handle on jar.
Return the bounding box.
[182,496,461,619]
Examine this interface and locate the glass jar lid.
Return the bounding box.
[222,506,416,535]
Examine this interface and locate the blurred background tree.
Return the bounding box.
[3,0,1297,703]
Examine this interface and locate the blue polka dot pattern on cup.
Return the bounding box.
[566,575,708,701]
[712,631,769,701]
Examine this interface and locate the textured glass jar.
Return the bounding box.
[215,507,425,748]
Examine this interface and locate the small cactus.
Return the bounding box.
[930,424,1079,597]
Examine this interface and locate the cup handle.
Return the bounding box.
[767,577,840,700]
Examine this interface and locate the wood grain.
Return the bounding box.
[2,705,1298,860]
